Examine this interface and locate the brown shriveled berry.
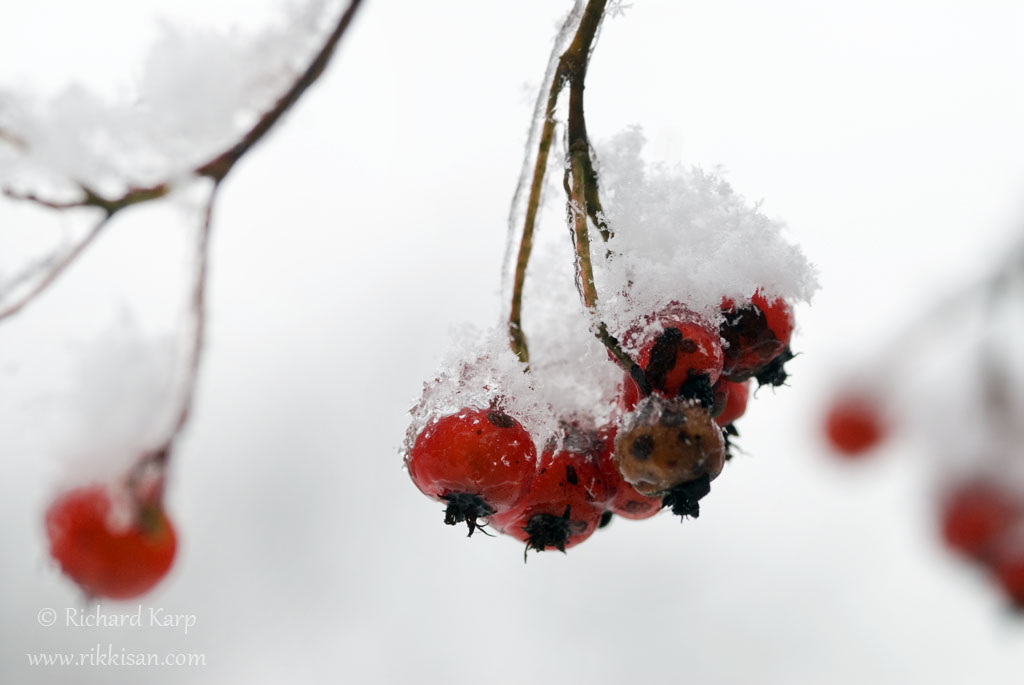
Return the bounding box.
[612,396,726,497]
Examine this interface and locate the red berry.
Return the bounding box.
[823,394,886,456]
[940,481,1020,561]
[555,422,618,504]
[988,535,1024,609]
[637,319,723,393]
[618,306,723,407]
[720,292,794,382]
[406,407,536,535]
[490,448,604,556]
[751,292,794,346]
[45,484,177,599]
[617,374,641,413]
[713,379,750,426]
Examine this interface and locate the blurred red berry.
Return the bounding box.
[823,394,886,456]
[406,407,536,535]
[987,534,1024,609]
[940,481,1020,561]
[46,484,177,600]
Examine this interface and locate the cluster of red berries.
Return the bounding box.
[406,292,795,556]
[939,480,1024,609]
[821,387,1024,609]
[45,467,177,599]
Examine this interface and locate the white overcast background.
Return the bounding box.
[2,1,1024,684]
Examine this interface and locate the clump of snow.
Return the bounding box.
[405,328,560,459]
[53,314,182,490]
[592,127,818,334]
[0,0,342,197]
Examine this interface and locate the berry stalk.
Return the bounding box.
[508,69,565,365]
[507,0,614,365]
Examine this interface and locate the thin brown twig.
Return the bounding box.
[559,0,647,386]
[506,0,635,381]
[170,182,220,440]
[125,183,219,504]
[506,2,584,366]
[0,211,112,322]
[596,320,651,395]
[508,72,565,365]
[564,0,607,309]
[195,0,363,181]
[2,188,89,210]
[567,146,598,307]
[0,126,27,150]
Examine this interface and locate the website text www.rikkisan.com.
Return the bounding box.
[27,643,206,667]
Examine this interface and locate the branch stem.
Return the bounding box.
[0,212,112,322]
[507,0,610,362]
[508,73,564,364]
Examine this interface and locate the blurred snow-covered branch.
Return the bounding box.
[0,0,363,481]
[0,0,363,323]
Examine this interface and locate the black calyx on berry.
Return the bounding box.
[441,493,496,537]
[598,510,614,529]
[661,473,712,520]
[521,506,588,559]
[722,424,739,461]
[678,373,713,408]
[754,346,795,388]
